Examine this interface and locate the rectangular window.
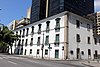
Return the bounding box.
[88,49,91,56]
[76,20,80,28]
[30,38,33,46]
[94,38,97,45]
[45,49,48,55]
[87,24,90,31]
[20,30,21,35]
[46,21,50,33]
[38,24,41,34]
[55,34,59,46]
[25,39,28,46]
[55,18,60,32]
[22,29,25,37]
[26,28,29,36]
[31,26,34,34]
[16,31,18,35]
[24,49,27,55]
[18,40,21,46]
[45,36,49,45]
[22,39,24,46]
[37,37,40,46]
[88,37,90,44]
[76,34,80,42]
[30,49,32,54]
[37,49,39,54]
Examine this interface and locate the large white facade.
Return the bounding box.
[9,11,100,60]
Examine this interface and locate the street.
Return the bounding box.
[0,54,90,67]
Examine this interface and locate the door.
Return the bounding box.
[76,48,80,59]
[95,50,98,59]
[55,50,59,58]
[24,49,27,55]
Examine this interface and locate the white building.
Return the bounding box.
[96,11,100,35]
[9,11,100,60]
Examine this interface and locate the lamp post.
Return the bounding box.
[41,32,44,59]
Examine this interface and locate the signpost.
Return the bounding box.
[48,44,52,59]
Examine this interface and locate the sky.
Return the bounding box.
[0,0,100,26]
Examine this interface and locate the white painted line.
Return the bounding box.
[8,61,17,65]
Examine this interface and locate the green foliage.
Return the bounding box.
[0,26,18,53]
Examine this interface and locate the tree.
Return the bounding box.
[0,26,18,54]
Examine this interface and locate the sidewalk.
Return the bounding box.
[81,60,100,67]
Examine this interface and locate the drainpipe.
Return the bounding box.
[41,32,44,59]
[46,0,49,18]
[64,12,69,60]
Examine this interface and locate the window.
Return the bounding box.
[22,39,24,46]
[94,38,97,45]
[16,31,18,35]
[24,49,27,55]
[37,49,39,54]
[94,50,98,58]
[46,21,50,33]
[30,38,33,46]
[19,30,21,35]
[45,49,48,55]
[38,24,41,34]
[45,36,49,45]
[76,20,80,28]
[81,51,84,55]
[87,37,90,44]
[37,37,40,46]
[26,28,29,36]
[30,49,32,54]
[55,34,59,46]
[87,24,90,31]
[76,34,80,42]
[18,40,21,46]
[70,50,73,55]
[25,39,28,46]
[55,18,61,32]
[88,49,91,56]
[22,29,25,37]
[31,26,34,34]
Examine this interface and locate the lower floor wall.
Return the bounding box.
[9,44,100,60]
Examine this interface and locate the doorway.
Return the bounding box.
[55,50,59,58]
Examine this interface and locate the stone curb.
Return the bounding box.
[81,62,95,67]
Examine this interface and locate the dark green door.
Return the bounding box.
[55,50,59,58]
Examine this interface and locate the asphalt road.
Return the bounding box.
[0,54,88,67]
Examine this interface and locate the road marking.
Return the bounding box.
[8,61,17,65]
